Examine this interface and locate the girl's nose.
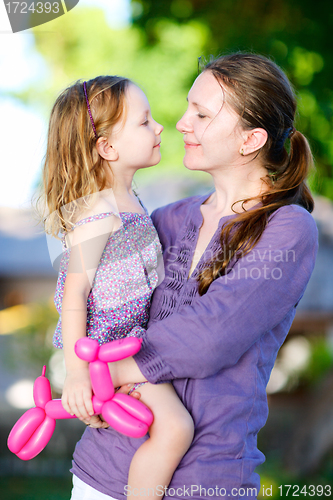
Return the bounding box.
[155,120,164,135]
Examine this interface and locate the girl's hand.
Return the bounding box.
[62,367,94,421]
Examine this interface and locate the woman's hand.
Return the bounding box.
[116,384,142,400]
[80,384,141,428]
[62,366,94,421]
[82,415,110,429]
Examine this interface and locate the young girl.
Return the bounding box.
[41,76,194,498]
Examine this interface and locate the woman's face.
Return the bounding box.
[176,71,244,172]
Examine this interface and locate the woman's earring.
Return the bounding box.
[240,148,244,156]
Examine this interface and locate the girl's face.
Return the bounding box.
[176,71,244,172]
[110,84,163,170]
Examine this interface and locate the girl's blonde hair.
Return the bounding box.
[40,75,131,237]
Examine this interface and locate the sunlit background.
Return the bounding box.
[0,1,333,498]
[0,0,130,209]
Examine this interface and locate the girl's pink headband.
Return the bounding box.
[83,81,98,139]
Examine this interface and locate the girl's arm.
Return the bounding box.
[61,263,94,420]
[110,206,318,387]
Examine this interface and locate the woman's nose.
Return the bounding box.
[176,112,190,133]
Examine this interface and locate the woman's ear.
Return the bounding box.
[241,128,268,155]
[96,137,119,161]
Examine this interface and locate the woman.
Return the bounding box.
[70,53,318,500]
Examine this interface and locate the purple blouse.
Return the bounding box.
[71,193,318,500]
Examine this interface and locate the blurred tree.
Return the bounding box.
[131,0,333,198]
[10,1,333,197]
[1,301,58,372]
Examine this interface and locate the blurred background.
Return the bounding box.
[0,1,333,498]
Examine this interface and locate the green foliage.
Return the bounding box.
[289,48,324,87]
[258,459,333,499]
[9,1,333,197]
[131,0,333,198]
[6,301,58,373]
[301,338,333,386]
[0,476,72,500]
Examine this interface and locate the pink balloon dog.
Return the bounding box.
[8,336,153,460]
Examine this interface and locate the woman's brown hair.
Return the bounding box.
[40,75,131,237]
[198,53,314,295]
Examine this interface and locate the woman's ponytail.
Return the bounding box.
[272,130,314,212]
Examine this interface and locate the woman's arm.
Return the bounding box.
[109,355,146,388]
[112,206,318,386]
